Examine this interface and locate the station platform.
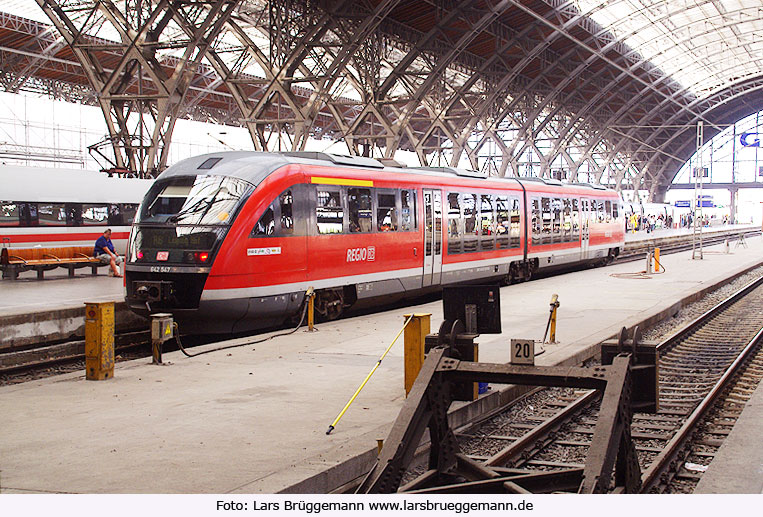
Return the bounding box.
[623,223,758,243]
[1,233,762,494]
[694,374,763,494]
[0,275,139,349]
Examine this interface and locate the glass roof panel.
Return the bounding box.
[574,0,763,97]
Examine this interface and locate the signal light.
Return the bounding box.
[195,252,209,262]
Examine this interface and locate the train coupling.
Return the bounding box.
[134,280,174,303]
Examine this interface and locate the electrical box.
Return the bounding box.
[442,284,502,334]
[151,313,174,343]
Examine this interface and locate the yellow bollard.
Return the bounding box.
[548,295,559,344]
[307,287,315,331]
[403,313,431,396]
[84,302,115,380]
[653,247,661,272]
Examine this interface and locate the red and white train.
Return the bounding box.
[0,165,152,252]
[125,151,625,333]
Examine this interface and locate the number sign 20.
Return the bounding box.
[510,339,535,365]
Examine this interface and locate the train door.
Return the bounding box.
[422,189,442,287]
[580,198,590,260]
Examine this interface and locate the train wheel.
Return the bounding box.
[315,289,345,321]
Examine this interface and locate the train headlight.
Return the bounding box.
[136,250,144,259]
[195,252,209,262]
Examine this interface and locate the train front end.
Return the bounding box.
[125,165,254,331]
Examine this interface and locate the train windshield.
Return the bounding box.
[137,175,253,225]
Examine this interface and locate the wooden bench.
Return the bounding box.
[0,246,111,280]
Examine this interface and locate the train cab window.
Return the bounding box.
[82,204,109,226]
[541,197,552,244]
[0,202,19,226]
[252,206,275,236]
[447,193,462,254]
[463,194,478,253]
[376,190,398,232]
[531,198,541,246]
[317,189,344,234]
[551,198,562,242]
[571,199,580,239]
[510,197,521,248]
[280,190,294,234]
[563,199,572,242]
[38,203,67,226]
[605,201,612,223]
[495,196,510,249]
[480,195,494,251]
[400,190,416,231]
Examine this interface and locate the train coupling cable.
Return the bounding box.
[172,287,314,358]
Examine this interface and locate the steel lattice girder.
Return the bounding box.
[35,0,239,177]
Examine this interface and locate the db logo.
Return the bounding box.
[347,246,376,262]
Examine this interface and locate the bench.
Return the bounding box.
[0,246,111,280]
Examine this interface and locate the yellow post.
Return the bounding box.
[653,247,661,272]
[307,287,315,331]
[403,313,431,396]
[549,295,559,344]
[84,301,115,380]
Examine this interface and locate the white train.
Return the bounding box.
[0,165,152,253]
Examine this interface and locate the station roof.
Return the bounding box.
[1,1,762,196]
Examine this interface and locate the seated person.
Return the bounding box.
[94,229,123,277]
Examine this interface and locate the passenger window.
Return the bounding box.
[531,198,541,246]
[82,204,109,226]
[480,195,494,251]
[376,191,398,232]
[571,199,580,239]
[125,204,138,225]
[463,194,478,252]
[613,201,619,219]
[605,200,612,223]
[541,197,552,244]
[66,204,83,226]
[598,200,605,223]
[495,196,510,249]
[401,190,415,231]
[447,193,462,254]
[552,198,562,242]
[0,202,19,226]
[348,188,372,233]
[277,190,293,234]
[21,203,39,226]
[251,205,275,236]
[563,199,572,242]
[38,203,67,226]
[510,198,521,248]
[317,189,344,234]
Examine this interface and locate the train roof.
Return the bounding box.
[0,165,153,203]
[158,151,618,195]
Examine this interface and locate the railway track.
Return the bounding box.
[391,273,763,494]
[617,228,759,262]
